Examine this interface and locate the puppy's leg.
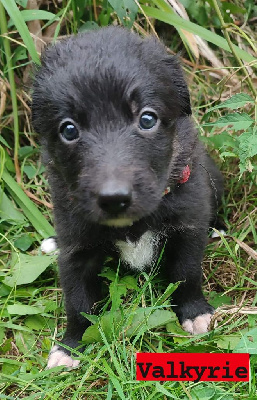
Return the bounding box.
[165,230,214,335]
[47,249,103,368]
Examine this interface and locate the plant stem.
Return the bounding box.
[0,1,20,181]
[212,0,257,97]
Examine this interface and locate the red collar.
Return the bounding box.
[163,165,191,196]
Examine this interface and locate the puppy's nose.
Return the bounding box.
[98,183,131,215]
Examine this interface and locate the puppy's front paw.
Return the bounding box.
[47,345,80,369]
[182,313,213,335]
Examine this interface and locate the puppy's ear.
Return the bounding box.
[164,56,192,116]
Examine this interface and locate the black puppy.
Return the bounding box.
[32,27,223,368]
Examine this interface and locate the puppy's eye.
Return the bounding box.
[139,111,158,130]
[59,121,79,142]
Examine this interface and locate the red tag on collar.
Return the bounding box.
[162,165,191,197]
[178,164,191,184]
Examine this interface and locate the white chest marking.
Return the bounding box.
[115,230,159,271]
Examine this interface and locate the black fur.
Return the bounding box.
[32,27,223,356]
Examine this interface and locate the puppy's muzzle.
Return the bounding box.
[97,181,131,215]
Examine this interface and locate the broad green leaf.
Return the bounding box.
[0,284,11,297]
[8,10,59,27]
[7,304,44,315]
[99,268,118,282]
[14,234,33,251]
[147,309,176,330]
[234,327,257,354]
[203,113,254,131]
[3,253,56,287]
[141,6,257,67]
[187,2,208,26]
[166,321,188,335]
[18,146,37,159]
[238,131,257,173]
[208,291,232,308]
[238,131,257,158]
[2,362,19,375]
[119,275,139,290]
[44,300,58,313]
[79,21,99,32]
[24,315,46,330]
[110,281,127,309]
[1,0,40,64]
[3,150,15,173]
[215,334,241,350]
[82,311,120,344]
[248,314,257,329]
[15,0,28,6]
[80,312,98,324]
[204,132,237,150]
[126,308,174,337]
[23,164,45,179]
[82,323,102,344]
[186,386,216,400]
[0,188,26,224]
[108,0,138,27]
[14,331,37,354]
[100,311,122,341]
[207,93,254,112]
[1,338,12,354]
[221,2,246,15]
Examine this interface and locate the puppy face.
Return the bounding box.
[32,27,192,227]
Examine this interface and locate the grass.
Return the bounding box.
[0,0,257,398]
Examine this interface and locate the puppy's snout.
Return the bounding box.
[97,182,132,215]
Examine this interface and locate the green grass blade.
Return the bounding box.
[1,0,40,64]
[101,359,126,400]
[1,169,55,238]
[0,3,20,170]
[207,93,254,112]
[141,6,257,68]
[151,0,173,12]
[8,10,60,27]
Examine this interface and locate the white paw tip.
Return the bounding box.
[41,237,58,254]
[47,345,80,369]
[182,313,213,335]
[211,229,226,239]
